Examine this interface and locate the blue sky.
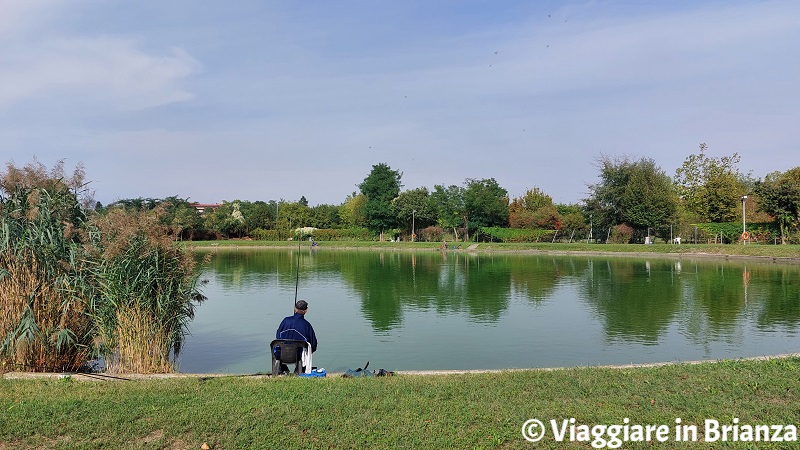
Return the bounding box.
[2,0,798,206]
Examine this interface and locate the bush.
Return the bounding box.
[251,227,375,241]
[479,227,555,243]
[608,224,634,244]
[694,222,778,244]
[418,226,444,242]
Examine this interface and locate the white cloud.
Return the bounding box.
[0,38,200,110]
[0,0,200,111]
[0,0,62,37]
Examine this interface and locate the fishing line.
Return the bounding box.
[2,362,131,381]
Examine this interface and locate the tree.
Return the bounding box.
[240,200,274,233]
[277,201,313,231]
[166,199,204,240]
[339,193,368,228]
[430,184,465,239]
[391,187,435,237]
[556,203,588,237]
[463,178,509,239]
[674,143,744,222]
[358,163,402,239]
[693,172,743,223]
[203,201,247,238]
[756,167,800,244]
[509,187,560,229]
[310,204,341,229]
[587,156,678,239]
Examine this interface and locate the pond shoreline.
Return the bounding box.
[5,352,799,381]
[188,243,800,264]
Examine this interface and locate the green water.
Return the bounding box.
[177,248,800,373]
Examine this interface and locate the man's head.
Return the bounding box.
[294,300,308,314]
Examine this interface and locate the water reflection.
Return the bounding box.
[182,249,800,373]
[578,258,683,343]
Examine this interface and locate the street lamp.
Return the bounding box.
[741,195,748,244]
[412,210,416,242]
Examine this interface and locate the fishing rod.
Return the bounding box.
[293,240,301,309]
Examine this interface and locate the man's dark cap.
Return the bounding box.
[295,300,309,311]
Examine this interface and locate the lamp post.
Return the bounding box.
[741,195,748,245]
[412,209,416,242]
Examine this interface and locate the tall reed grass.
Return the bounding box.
[0,186,94,372]
[1,160,205,373]
[89,207,206,373]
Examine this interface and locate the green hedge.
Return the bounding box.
[479,227,555,243]
[250,227,374,241]
[693,222,778,243]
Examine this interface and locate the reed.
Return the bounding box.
[89,207,205,373]
[0,186,94,372]
[2,160,205,374]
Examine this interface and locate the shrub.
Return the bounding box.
[694,222,778,244]
[608,224,634,244]
[479,227,554,243]
[418,226,444,242]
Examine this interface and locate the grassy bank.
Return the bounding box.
[2,357,800,449]
[187,239,800,260]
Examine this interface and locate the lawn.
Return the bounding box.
[2,357,800,449]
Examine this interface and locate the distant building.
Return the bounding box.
[190,203,222,214]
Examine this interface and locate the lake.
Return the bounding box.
[176,248,800,373]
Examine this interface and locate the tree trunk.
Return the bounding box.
[780,220,786,245]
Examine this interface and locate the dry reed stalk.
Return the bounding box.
[112,304,173,373]
[0,251,91,371]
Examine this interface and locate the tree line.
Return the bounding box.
[96,145,799,244]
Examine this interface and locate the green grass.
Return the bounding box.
[186,239,800,259]
[2,358,800,449]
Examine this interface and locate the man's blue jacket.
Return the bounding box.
[276,313,318,352]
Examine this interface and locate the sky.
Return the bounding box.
[2,0,799,207]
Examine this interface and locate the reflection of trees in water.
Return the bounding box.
[578,258,683,343]
[197,250,800,338]
[199,248,320,290]
[686,263,746,332]
[677,261,746,350]
[508,256,588,302]
[678,262,800,345]
[338,252,513,331]
[753,265,800,330]
[338,251,406,331]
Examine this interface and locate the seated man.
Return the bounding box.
[275,300,318,373]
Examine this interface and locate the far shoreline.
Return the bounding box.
[186,241,800,265]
